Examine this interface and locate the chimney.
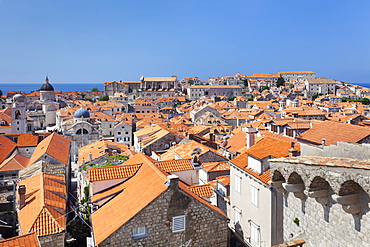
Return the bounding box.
[246,127,257,149]
[166,174,179,189]
[322,138,326,146]
[89,153,93,162]
[289,142,298,157]
[18,185,26,209]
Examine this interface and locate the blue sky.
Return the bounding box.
[1,0,369,85]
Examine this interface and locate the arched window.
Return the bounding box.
[76,128,89,134]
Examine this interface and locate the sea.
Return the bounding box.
[0,83,104,94]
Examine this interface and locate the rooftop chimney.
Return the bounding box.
[289,142,299,157]
[322,138,326,146]
[89,153,93,162]
[18,185,26,209]
[166,174,179,189]
[245,127,257,149]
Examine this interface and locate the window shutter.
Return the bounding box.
[173,215,186,232]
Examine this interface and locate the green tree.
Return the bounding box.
[276,77,285,87]
[187,79,194,85]
[91,87,100,92]
[0,89,2,96]
[262,86,270,91]
[99,95,109,101]
[106,154,129,163]
[228,96,236,101]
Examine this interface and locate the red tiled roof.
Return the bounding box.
[17,134,39,147]
[88,164,142,182]
[297,120,370,145]
[202,161,230,172]
[188,184,214,197]
[0,154,30,172]
[230,153,271,185]
[28,133,70,166]
[0,135,17,164]
[154,159,193,172]
[0,232,40,247]
[216,175,230,186]
[18,173,66,237]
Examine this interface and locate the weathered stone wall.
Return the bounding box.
[99,182,228,246]
[38,232,65,247]
[301,142,370,159]
[270,159,370,247]
[283,189,370,247]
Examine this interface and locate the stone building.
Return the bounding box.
[91,163,228,246]
[140,76,178,100]
[186,85,242,101]
[278,71,316,82]
[270,156,370,247]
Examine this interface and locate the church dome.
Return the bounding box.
[13,94,26,102]
[74,108,90,118]
[40,76,54,91]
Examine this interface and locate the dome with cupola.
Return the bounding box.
[74,108,90,119]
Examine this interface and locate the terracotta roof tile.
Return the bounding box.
[246,134,299,160]
[202,161,230,172]
[154,159,193,172]
[78,140,133,165]
[17,134,40,147]
[0,232,40,247]
[28,133,70,166]
[88,164,142,182]
[18,173,66,237]
[216,175,230,186]
[188,184,214,197]
[297,120,370,145]
[0,154,30,172]
[0,135,17,164]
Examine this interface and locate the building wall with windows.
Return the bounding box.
[98,178,228,247]
[229,164,283,247]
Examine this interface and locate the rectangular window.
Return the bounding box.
[235,174,241,193]
[250,221,260,244]
[234,207,241,224]
[172,215,186,232]
[118,132,121,135]
[251,184,259,207]
[132,226,146,239]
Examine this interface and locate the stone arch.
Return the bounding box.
[339,180,361,196]
[287,172,304,184]
[309,176,330,192]
[272,170,285,182]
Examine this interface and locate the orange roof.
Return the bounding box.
[18,173,66,237]
[17,134,40,147]
[0,135,17,164]
[297,120,370,145]
[0,232,40,247]
[0,154,29,172]
[202,161,230,172]
[78,140,131,165]
[230,153,270,184]
[88,164,142,182]
[216,175,230,186]
[28,133,70,166]
[246,136,299,160]
[154,159,194,172]
[188,184,214,197]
